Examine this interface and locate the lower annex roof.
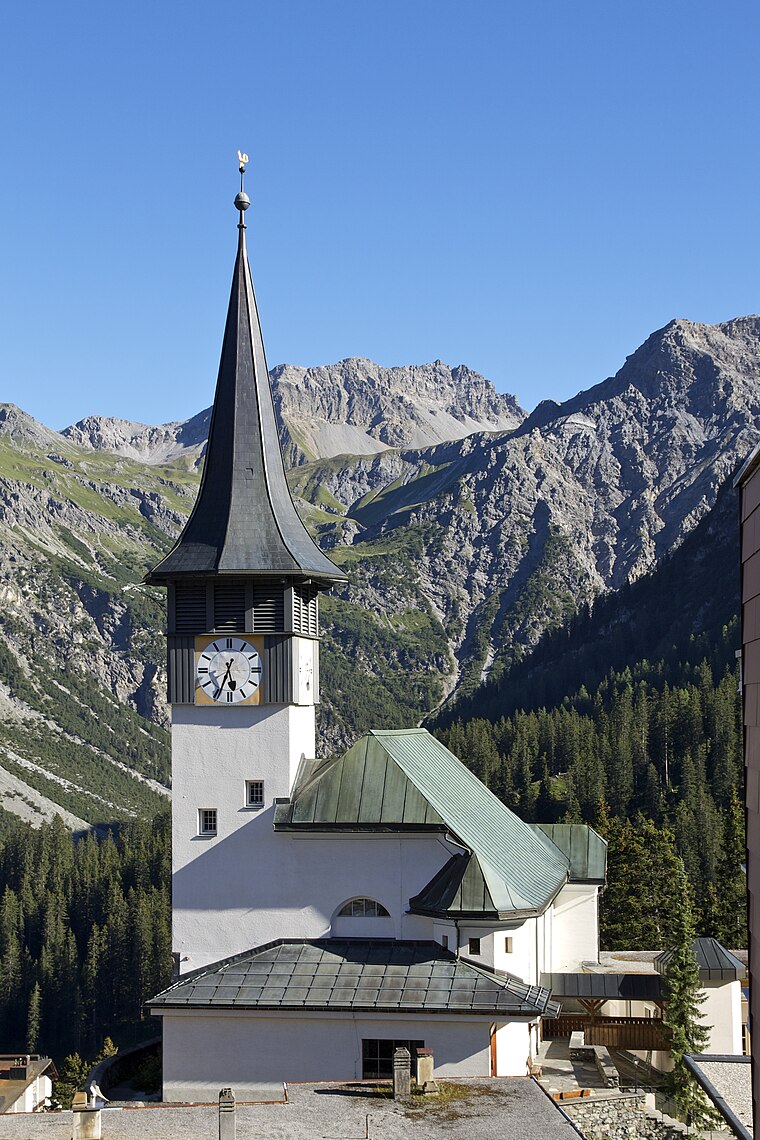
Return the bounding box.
[148,939,560,1019]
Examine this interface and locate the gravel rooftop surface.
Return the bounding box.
[0,1079,579,1140]
[691,1058,753,1135]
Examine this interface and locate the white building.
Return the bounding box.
[0,1055,54,1114]
[146,166,607,1101]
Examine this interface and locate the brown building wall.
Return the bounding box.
[739,450,760,1133]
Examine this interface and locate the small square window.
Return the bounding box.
[246,780,265,808]
[504,937,513,954]
[442,935,449,950]
[468,938,481,956]
[199,808,217,835]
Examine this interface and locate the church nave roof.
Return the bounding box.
[274,728,578,918]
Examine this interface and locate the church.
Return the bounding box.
[145,162,607,1101]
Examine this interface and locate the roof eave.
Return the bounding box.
[148,1001,545,1016]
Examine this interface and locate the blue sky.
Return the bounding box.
[1,1,757,428]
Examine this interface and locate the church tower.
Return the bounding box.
[146,159,346,972]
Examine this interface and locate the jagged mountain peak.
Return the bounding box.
[0,404,75,454]
[518,315,760,437]
[63,408,211,467]
[61,358,525,467]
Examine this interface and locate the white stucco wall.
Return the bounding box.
[494,1021,532,1076]
[158,1010,493,1100]
[701,979,743,1054]
[458,908,556,987]
[173,820,457,970]
[549,884,599,969]
[8,1073,52,1112]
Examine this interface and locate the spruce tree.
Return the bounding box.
[662,866,714,1129]
[26,981,41,1053]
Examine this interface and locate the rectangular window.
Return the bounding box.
[198,808,217,835]
[246,780,265,809]
[441,935,449,950]
[468,938,481,956]
[361,1040,424,1080]
[504,937,513,953]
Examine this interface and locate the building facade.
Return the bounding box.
[735,444,760,1132]
[147,169,607,1099]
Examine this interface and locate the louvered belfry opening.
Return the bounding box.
[174,582,207,634]
[252,581,285,633]
[170,577,322,636]
[293,583,319,637]
[214,580,246,632]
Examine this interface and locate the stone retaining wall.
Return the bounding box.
[561,1093,687,1140]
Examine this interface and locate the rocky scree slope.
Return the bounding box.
[0,316,758,826]
[62,359,524,468]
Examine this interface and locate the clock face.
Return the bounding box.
[196,637,263,704]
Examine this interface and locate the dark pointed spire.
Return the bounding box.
[146,159,346,586]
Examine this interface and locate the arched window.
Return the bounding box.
[337,898,390,918]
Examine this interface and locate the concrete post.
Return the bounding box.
[219,1086,236,1140]
[72,1092,102,1140]
[416,1047,437,1093]
[393,1047,411,1100]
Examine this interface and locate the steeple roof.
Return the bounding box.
[146,190,346,586]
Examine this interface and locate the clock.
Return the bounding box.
[195,636,264,705]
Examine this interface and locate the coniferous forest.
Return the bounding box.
[0,814,171,1065]
[435,652,746,952]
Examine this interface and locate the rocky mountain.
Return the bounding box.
[0,316,758,830]
[62,358,524,467]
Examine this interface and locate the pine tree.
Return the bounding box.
[662,866,715,1129]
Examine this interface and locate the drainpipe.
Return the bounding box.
[454,920,461,958]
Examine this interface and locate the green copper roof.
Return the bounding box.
[276,729,570,917]
[532,824,607,884]
[409,853,499,918]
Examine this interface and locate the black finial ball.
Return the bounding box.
[234,192,250,212]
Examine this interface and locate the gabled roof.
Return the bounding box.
[148,939,560,1019]
[655,938,745,982]
[274,729,570,917]
[146,220,345,585]
[0,1056,56,1113]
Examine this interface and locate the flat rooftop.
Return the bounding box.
[685,1055,753,1139]
[0,1078,578,1139]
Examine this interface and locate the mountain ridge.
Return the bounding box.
[62,358,525,468]
[0,313,757,828]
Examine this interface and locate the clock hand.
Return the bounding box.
[219,661,234,689]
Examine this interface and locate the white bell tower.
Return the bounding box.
[145,157,346,972]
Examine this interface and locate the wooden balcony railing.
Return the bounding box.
[543,1015,669,1051]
